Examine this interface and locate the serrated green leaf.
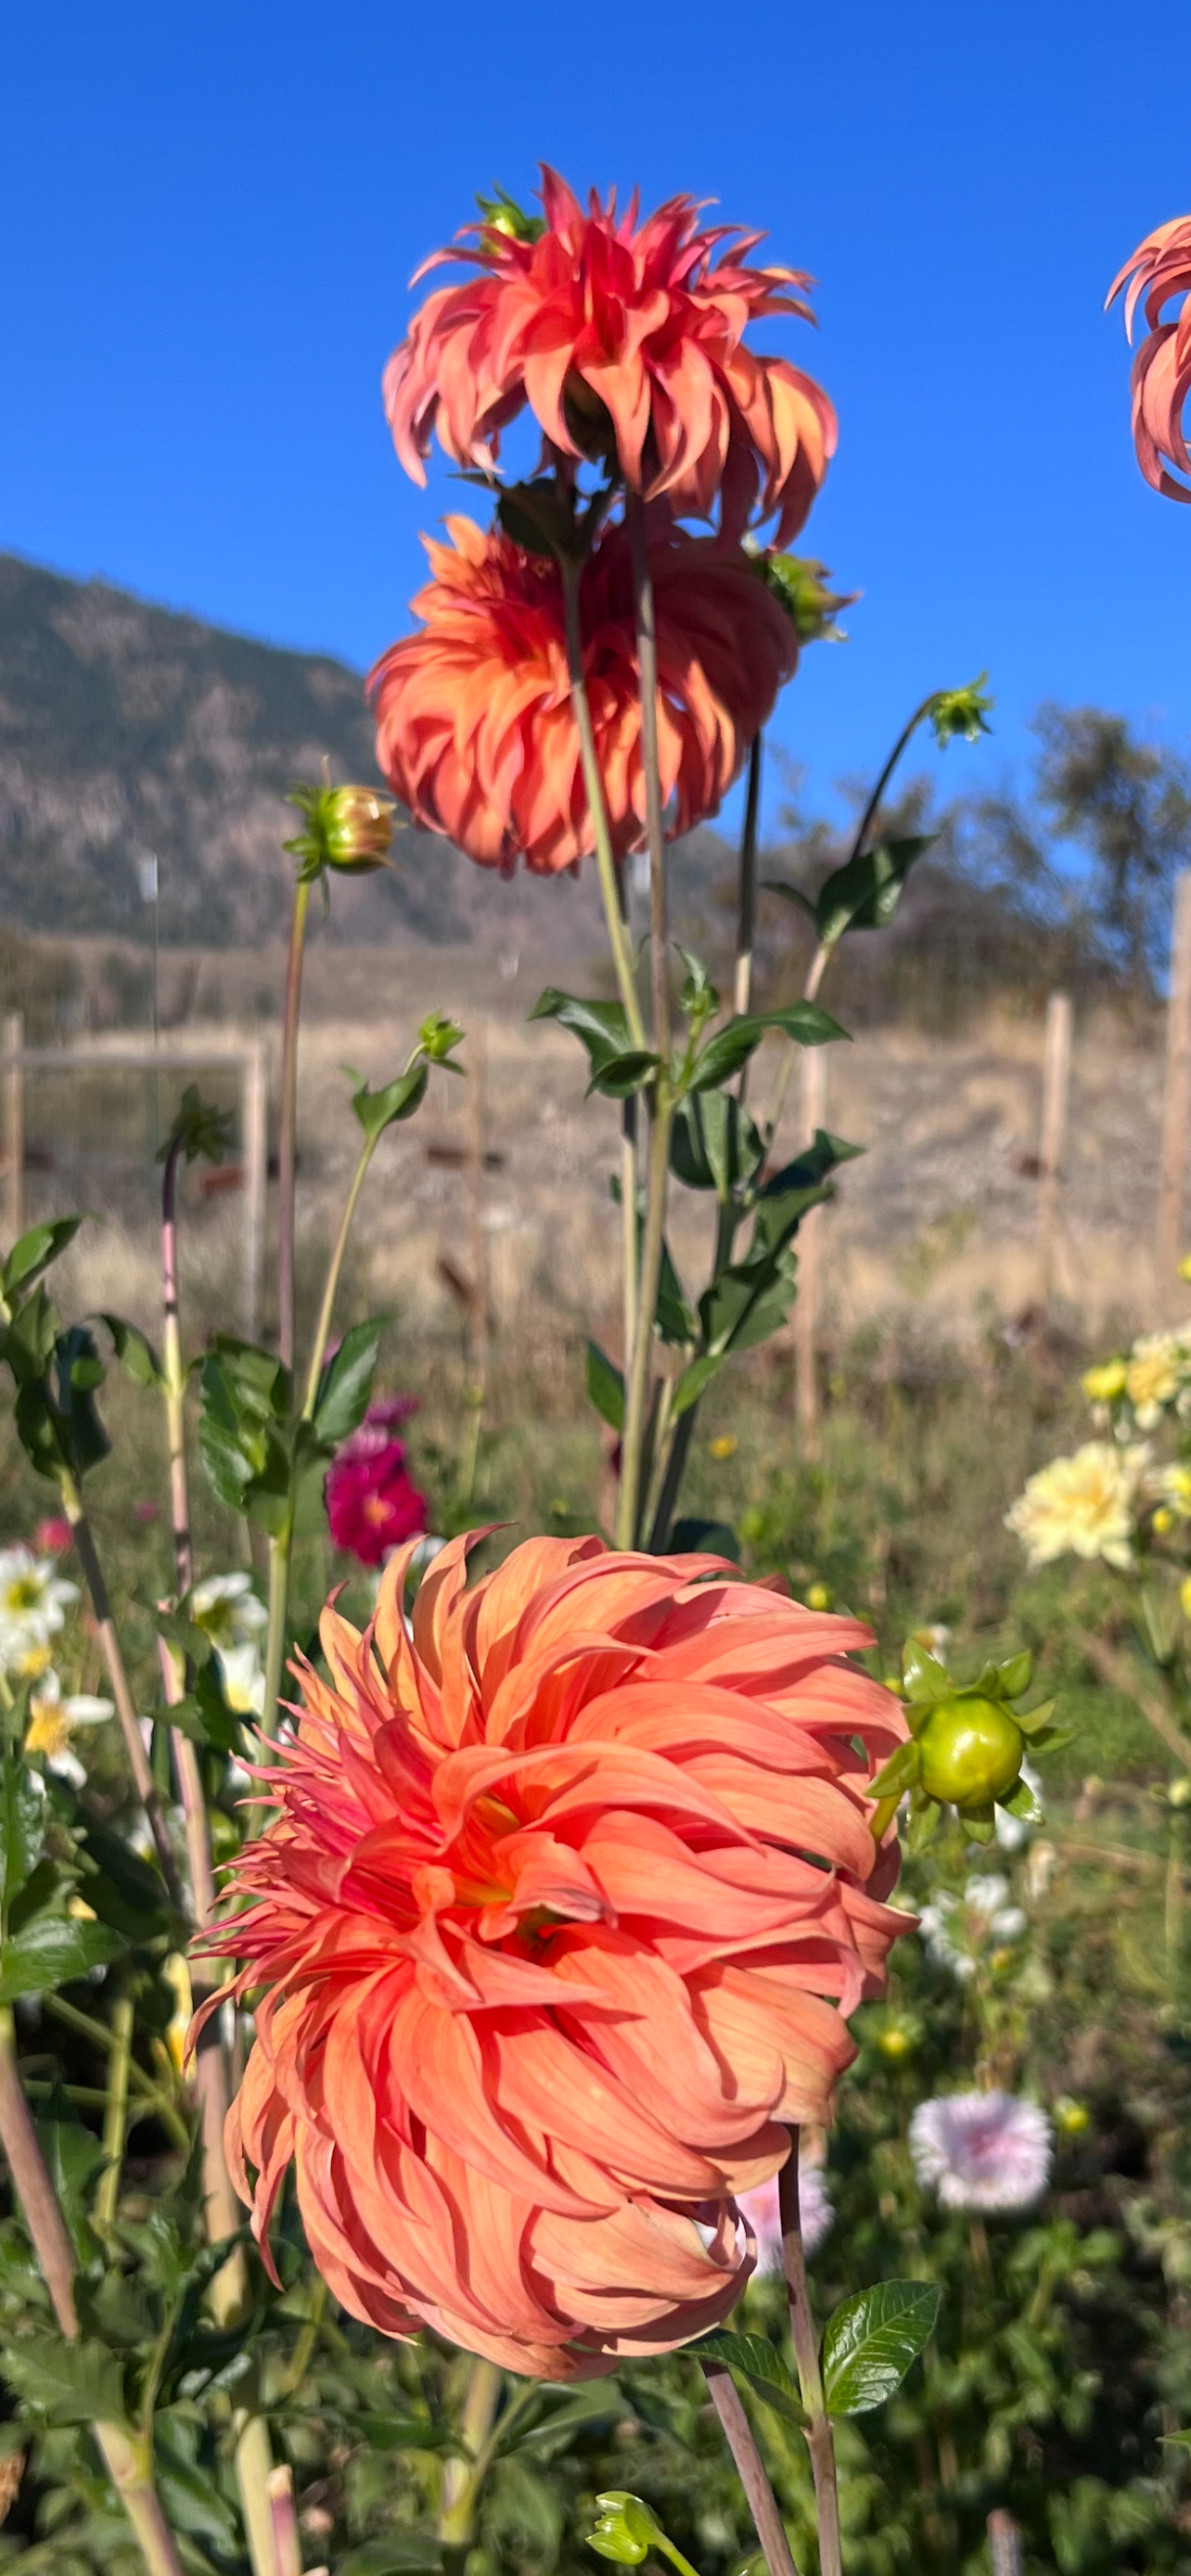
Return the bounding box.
[0,1757,45,1918]
[698,2330,806,2426]
[822,2281,940,2417]
[0,2331,128,2427]
[0,1909,125,2003]
[585,1341,624,1434]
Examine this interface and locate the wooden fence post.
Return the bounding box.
[241,1043,267,1342]
[795,1045,827,1453]
[986,2509,1023,2576]
[4,1013,24,1247]
[466,1022,490,1381]
[1038,989,1072,1307]
[1159,869,1191,1307]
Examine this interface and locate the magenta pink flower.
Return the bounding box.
[34,1517,72,1557]
[325,1402,428,1568]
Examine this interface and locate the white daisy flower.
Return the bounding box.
[191,1571,267,1649]
[0,1547,79,1673]
[214,1640,265,1719]
[24,1669,114,1789]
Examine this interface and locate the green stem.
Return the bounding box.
[700,2361,801,2576]
[96,1992,134,2232]
[277,872,312,1371]
[735,733,763,1032]
[439,2356,502,2548]
[779,2130,843,2576]
[559,559,647,1052]
[301,1132,379,1422]
[0,2015,186,2576]
[626,491,671,1067]
[617,1085,673,1549]
[57,1473,186,1918]
[843,695,938,878]
[262,1527,292,1744]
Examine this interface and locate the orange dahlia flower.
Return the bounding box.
[1107,217,1191,500]
[208,1533,910,2378]
[384,169,836,547]
[367,513,798,874]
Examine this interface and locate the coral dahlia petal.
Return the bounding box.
[385,170,835,547]
[367,513,798,875]
[206,1533,911,2376]
[1107,217,1191,500]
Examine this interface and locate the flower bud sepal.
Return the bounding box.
[586,2493,702,2576]
[284,782,397,880]
[870,1638,1067,1845]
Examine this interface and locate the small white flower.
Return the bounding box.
[0,1547,79,1673]
[738,2147,834,2270]
[918,1872,1028,1981]
[910,2091,1052,2212]
[215,1640,265,1719]
[24,1668,113,1787]
[191,1571,267,1649]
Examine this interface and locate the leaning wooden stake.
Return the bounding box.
[986,2508,1023,2576]
[1158,869,1191,1309]
[1037,989,1071,1307]
[3,1012,23,1245]
[795,1045,827,1453]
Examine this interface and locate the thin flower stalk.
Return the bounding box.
[40,1993,189,2151]
[735,733,764,1027]
[438,2355,502,2548]
[266,2466,305,2576]
[277,872,312,1372]
[95,1990,135,2232]
[56,1473,184,1916]
[778,2131,843,2576]
[558,561,647,1050]
[699,2360,801,2576]
[0,2012,186,2576]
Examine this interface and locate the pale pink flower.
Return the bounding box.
[909,2091,1052,2213]
[737,2145,833,2269]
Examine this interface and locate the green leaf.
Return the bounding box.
[496,478,582,559]
[670,1350,725,1420]
[698,2330,806,2427]
[656,1241,698,1347]
[37,2107,109,2264]
[354,2414,462,2455]
[198,1337,295,1535]
[813,836,933,948]
[671,1092,765,1198]
[530,989,632,1083]
[997,1649,1033,1698]
[762,878,819,925]
[688,1001,846,1095]
[669,1518,740,1564]
[2,1218,89,1307]
[0,2330,128,2427]
[869,1738,920,1801]
[96,1313,162,1388]
[822,2281,941,2417]
[352,1064,429,1142]
[1016,1698,1057,1738]
[313,1318,384,1446]
[586,1341,625,1434]
[0,1909,126,2003]
[337,2544,443,2576]
[587,1050,661,1101]
[0,1758,45,1917]
[156,1085,235,1169]
[74,1813,175,1941]
[13,1323,111,1485]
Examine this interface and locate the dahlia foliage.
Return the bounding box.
[1108,215,1191,499]
[211,1533,908,2374]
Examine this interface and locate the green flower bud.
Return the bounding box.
[475,185,545,244]
[916,1694,1025,1810]
[758,552,857,644]
[284,783,396,880]
[418,1011,465,1064]
[928,675,994,747]
[587,2493,664,2567]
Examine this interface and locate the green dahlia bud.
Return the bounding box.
[587,2493,664,2567]
[284,783,396,879]
[916,1695,1025,1810]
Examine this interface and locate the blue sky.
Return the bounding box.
[2,0,1189,840]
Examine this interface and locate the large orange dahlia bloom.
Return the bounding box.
[209,1533,910,2378]
[367,514,797,874]
[1107,217,1191,501]
[384,170,836,547]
